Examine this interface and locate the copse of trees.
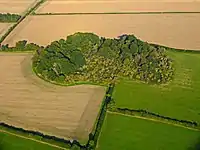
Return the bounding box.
[0,13,21,22]
[31,32,174,85]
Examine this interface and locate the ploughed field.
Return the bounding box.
[0,0,37,14]
[3,14,200,50]
[0,53,106,141]
[113,51,200,125]
[97,113,200,150]
[36,0,200,14]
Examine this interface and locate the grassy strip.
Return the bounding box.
[0,130,67,150]
[0,123,71,149]
[108,106,199,129]
[0,0,46,44]
[33,11,200,16]
[108,111,200,132]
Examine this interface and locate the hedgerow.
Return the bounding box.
[0,40,43,52]
[0,13,21,22]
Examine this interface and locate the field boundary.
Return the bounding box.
[108,106,198,128]
[0,0,46,44]
[33,11,200,16]
[107,111,200,132]
[0,84,112,150]
[0,122,74,149]
[0,129,67,150]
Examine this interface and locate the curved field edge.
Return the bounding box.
[0,52,107,149]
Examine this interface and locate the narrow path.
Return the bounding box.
[108,111,200,132]
[0,129,68,150]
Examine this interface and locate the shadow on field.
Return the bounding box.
[188,136,200,150]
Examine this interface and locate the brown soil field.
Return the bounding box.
[0,53,106,140]
[0,23,13,37]
[3,14,200,50]
[0,0,36,14]
[36,1,200,13]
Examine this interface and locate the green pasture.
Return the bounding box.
[0,131,61,150]
[97,113,200,150]
[113,50,200,123]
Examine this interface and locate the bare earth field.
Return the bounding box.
[3,14,200,50]
[36,1,200,13]
[0,0,37,14]
[0,53,106,140]
[0,23,13,37]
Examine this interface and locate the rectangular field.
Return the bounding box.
[0,23,12,37]
[36,1,200,13]
[113,51,200,124]
[0,53,106,141]
[0,0,37,14]
[97,113,200,150]
[0,131,60,150]
[2,14,200,50]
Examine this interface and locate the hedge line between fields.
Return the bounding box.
[108,107,198,129]
[0,0,46,44]
[33,11,200,16]
[86,84,114,149]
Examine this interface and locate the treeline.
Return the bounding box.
[0,13,21,22]
[0,40,43,51]
[107,101,198,128]
[33,32,174,85]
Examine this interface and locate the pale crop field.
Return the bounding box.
[36,0,200,13]
[0,0,37,14]
[3,14,200,50]
[0,23,13,37]
[0,53,106,141]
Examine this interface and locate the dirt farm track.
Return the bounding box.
[0,53,106,140]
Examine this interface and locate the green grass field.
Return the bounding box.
[0,131,60,150]
[97,113,200,150]
[113,50,200,123]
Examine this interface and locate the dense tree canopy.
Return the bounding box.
[31,33,174,85]
[0,13,21,22]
